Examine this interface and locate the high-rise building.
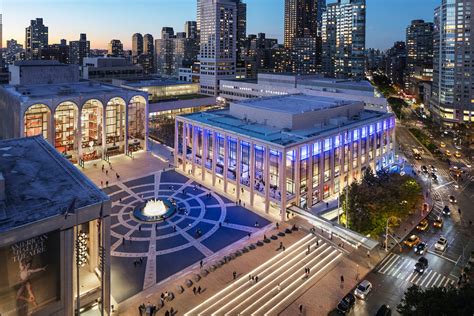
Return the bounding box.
[236,0,247,64]
[69,33,90,65]
[284,0,325,74]
[143,34,154,55]
[139,34,155,74]
[198,0,239,96]
[385,41,407,87]
[41,39,70,64]
[108,39,124,57]
[5,39,24,64]
[184,21,198,39]
[162,27,175,39]
[322,0,366,79]
[0,14,3,51]
[431,0,473,125]
[405,20,434,92]
[25,18,48,60]
[132,33,144,56]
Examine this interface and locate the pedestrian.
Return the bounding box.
[282,246,285,251]
[340,275,344,283]
[165,310,170,316]
[193,287,196,295]
[277,283,281,293]
[255,276,259,283]
[279,241,283,249]
[197,286,201,294]
[276,222,279,230]
[249,275,252,282]
[316,239,319,247]
[139,225,141,231]
[101,180,104,187]
[367,251,370,258]
[106,169,108,176]
[326,202,329,208]
[102,165,104,172]
[122,237,125,245]
[233,271,237,280]
[458,208,461,214]
[299,304,303,314]
[200,260,203,268]
[307,244,310,253]
[470,220,473,226]
[248,232,251,238]
[106,180,109,187]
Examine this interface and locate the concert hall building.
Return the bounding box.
[175,94,395,220]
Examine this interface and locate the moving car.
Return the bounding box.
[433,217,443,228]
[376,304,392,316]
[414,257,428,274]
[455,151,461,158]
[414,242,427,255]
[442,206,451,216]
[354,280,372,299]
[430,165,437,172]
[445,150,452,157]
[449,195,457,203]
[421,165,428,173]
[416,219,429,231]
[431,173,438,181]
[435,236,448,252]
[404,235,421,247]
[440,142,446,148]
[336,293,356,314]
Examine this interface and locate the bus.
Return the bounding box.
[413,148,422,160]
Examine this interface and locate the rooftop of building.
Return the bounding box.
[1,80,143,101]
[0,136,108,233]
[181,95,393,147]
[236,94,354,114]
[12,60,70,67]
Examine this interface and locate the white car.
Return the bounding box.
[354,280,372,299]
[435,236,448,252]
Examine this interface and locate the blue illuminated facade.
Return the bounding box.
[175,106,395,221]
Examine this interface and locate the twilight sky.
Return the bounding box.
[1,0,439,50]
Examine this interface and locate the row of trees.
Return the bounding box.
[341,167,423,237]
[397,284,474,315]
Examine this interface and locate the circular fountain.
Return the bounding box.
[133,199,176,222]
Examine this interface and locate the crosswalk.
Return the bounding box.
[377,253,455,288]
[184,234,343,316]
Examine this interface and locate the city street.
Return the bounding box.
[339,123,474,316]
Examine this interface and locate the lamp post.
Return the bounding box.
[385,216,400,252]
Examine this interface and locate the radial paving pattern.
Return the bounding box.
[104,170,271,303]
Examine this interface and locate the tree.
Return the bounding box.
[397,284,474,315]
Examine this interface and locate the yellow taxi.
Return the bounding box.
[433,217,443,228]
[404,235,421,247]
[440,142,446,148]
[445,150,452,157]
[455,151,461,158]
[416,219,429,231]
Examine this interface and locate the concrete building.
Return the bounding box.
[155,30,199,77]
[82,57,144,82]
[108,39,124,58]
[175,94,395,220]
[431,0,474,125]
[0,136,111,316]
[9,60,79,85]
[25,18,48,60]
[41,39,70,64]
[184,21,198,39]
[132,33,144,57]
[5,39,24,64]
[0,62,149,163]
[198,0,238,96]
[405,20,434,93]
[322,0,366,78]
[219,73,388,112]
[384,41,407,87]
[69,33,91,65]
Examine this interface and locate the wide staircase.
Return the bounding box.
[185,233,343,316]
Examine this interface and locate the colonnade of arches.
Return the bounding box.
[23,95,147,162]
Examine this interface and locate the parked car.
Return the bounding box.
[416,219,429,231]
[414,242,427,255]
[354,280,372,299]
[404,235,421,247]
[435,236,448,252]
[415,257,429,273]
[430,165,437,172]
[433,217,443,228]
[336,293,356,314]
[442,206,451,216]
[449,195,457,203]
[376,304,392,316]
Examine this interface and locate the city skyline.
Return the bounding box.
[2,0,439,50]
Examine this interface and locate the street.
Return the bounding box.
[339,123,473,316]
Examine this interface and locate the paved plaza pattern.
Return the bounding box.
[103,170,271,303]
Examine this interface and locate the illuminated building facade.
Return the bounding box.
[431,0,474,124]
[175,94,395,220]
